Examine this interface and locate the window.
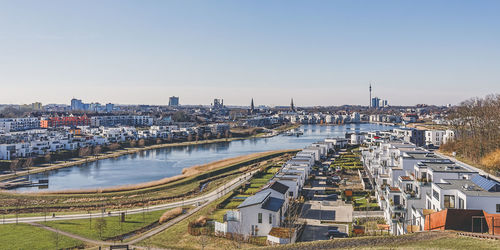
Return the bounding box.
[289,191,293,197]
[432,189,439,200]
[444,195,455,208]
[459,198,464,209]
[497,204,500,213]
[269,213,272,224]
[427,200,431,209]
[258,213,262,223]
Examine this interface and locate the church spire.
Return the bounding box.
[250,98,255,113]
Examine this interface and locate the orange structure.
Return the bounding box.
[425,209,500,235]
[40,114,90,128]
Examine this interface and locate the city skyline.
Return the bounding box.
[1,0,499,106]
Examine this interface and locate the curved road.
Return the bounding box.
[2,170,257,225]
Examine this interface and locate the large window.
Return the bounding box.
[497,204,500,213]
[459,198,464,209]
[444,195,455,208]
[432,189,439,201]
[258,213,262,223]
[269,213,272,224]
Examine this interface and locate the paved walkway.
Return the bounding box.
[2,170,256,224]
[16,169,259,248]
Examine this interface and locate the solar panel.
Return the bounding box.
[471,175,499,192]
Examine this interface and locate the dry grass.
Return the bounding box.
[480,149,500,171]
[159,207,184,224]
[182,150,287,176]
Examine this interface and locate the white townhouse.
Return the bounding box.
[426,175,500,214]
[296,151,318,162]
[235,191,286,237]
[425,130,445,147]
[272,175,301,199]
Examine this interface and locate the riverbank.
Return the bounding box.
[0,149,296,214]
[0,133,273,184]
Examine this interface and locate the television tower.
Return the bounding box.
[369,82,372,108]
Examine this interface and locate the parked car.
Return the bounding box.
[331,175,341,182]
[327,229,348,239]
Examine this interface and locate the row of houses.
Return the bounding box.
[287,113,362,124]
[0,123,231,160]
[0,115,155,133]
[361,140,500,236]
[214,139,335,245]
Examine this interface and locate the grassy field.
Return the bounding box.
[138,193,259,250]
[262,232,500,250]
[0,223,85,249]
[136,164,284,249]
[41,207,177,241]
[365,234,500,249]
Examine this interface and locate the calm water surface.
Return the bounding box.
[15,124,396,192]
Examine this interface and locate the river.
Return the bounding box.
[14,124,396,192]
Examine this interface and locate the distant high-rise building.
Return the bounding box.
[213,98,224,109]
[105,103,114,112]
[31,102,42,111]
[168,96,179,106]
[290,98,295,112]
[71,98,83,110]
[371,97,380,109]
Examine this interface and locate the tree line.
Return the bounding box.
[441,94,500,172]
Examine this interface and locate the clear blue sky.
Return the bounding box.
[1,0,499,106]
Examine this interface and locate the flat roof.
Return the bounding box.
[404,152,443,160]
[417,162,476,173]
[436,179,500,197]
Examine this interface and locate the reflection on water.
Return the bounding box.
[15,124,396,192]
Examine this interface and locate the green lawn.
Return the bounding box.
[0,223,84,249]
[139,193,257,250]
[366,235,500,249]
[41,208,174,241]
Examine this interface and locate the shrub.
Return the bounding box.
[159,207,183,224]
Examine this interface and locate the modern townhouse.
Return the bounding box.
[0,117,40,132]
[90,115,153,127]
[426,175,500,214]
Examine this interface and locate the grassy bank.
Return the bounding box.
[260,231,500,250]
[41,207,180,241]
[138,192,257,250]
[0,223,85,249]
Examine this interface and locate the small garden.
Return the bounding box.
[341,190,380,211]
[331,148,363,170]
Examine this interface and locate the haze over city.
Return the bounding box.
[1,0,500,106]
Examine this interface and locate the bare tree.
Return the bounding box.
[108,143,121,151]
[93,146,102,158]
[78,147,91,158]
[138,139,146,147]
[44,153,52,163]
[94,217,107,240]
[10,159,20,175]
[23,157,34,173]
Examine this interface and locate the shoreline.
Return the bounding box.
[0,134,266,184]
[32,149,296,195]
